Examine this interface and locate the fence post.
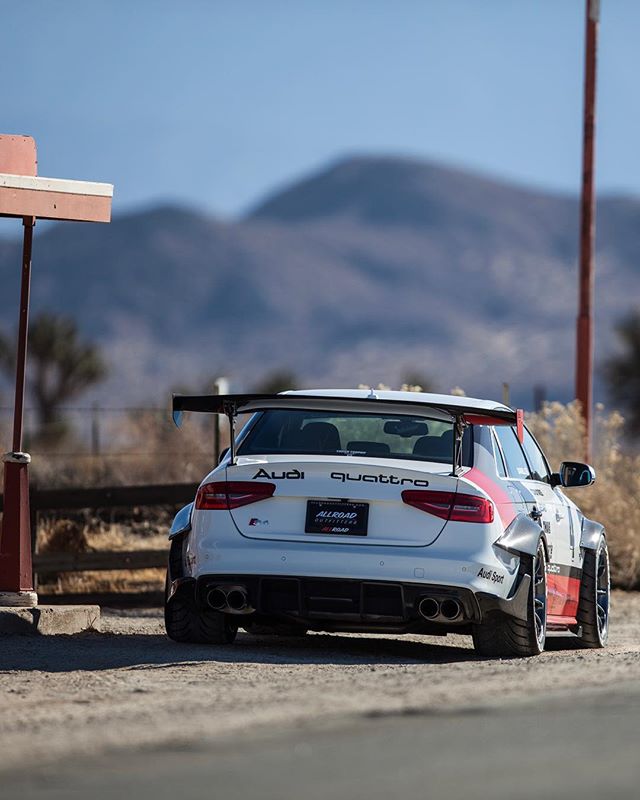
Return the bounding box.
[91,402,100,456]
[533,385,547,412]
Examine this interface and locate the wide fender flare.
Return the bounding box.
[495,512,546,558]
[169,502,194,540]
[580,516,605,551]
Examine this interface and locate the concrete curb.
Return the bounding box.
[0,605,101,635]
[0,591,38,607]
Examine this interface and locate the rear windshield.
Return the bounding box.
[237,410,472,465]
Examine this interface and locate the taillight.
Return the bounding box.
[195,481,275,510]
[401,490,494,523]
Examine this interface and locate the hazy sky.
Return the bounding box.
[4,0,640,219]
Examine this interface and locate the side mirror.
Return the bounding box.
[555,461,596,488]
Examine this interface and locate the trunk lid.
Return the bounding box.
[225,455,459,547]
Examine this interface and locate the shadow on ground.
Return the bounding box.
[0,628,498,672]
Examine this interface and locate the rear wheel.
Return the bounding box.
[577,537,610,648]
[472,541,547,657]
[164,572,238,645]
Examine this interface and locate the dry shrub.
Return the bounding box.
[527,401,640,590]
[37,519,89,587]
[36,517,168,595]
[41,519,89,554]
[43,568,165,595]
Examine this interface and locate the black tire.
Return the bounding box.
[472,541,548,657]
[168,536,185,581]
[577,537,610,648]
[164,572,238,645]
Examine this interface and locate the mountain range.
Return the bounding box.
[0,155,638,409]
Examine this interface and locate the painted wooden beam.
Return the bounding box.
[0,173,113,222]
[0,135,113,222]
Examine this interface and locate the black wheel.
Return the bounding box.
[164,571,238,645]
[577,537,610,648]
[472,541,548,657]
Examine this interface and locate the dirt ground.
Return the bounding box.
[0,591,639,775]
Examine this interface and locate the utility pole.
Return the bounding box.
[575,0,600,463]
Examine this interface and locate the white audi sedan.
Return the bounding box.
[165,389,609,657]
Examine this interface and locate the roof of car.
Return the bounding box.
[283,389,511,414]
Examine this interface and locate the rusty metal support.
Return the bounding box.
[0,454,33,595]
[0,217,35,596]
[575,0,599,463]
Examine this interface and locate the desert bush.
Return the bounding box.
[36,515,167,595]
[527,401,640,590]
[41,519,89,554]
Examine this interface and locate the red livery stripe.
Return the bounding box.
[464,468,518,527]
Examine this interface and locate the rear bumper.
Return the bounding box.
[168,571,531,632]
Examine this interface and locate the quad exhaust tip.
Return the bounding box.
[206,586,250,612]
[418,596,463,622]
[207,587,228,611]
[440,598,462,621]
[226,588,248,611]
[418,597,440,620]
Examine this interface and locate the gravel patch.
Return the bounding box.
[0,591,638,772]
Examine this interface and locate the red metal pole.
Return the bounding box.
[575,0,599,463]
[0,216,35,598]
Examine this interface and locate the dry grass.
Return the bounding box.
[39,517,167,553]
[36,516,168,595]
[527,401,640,590]
[38,568,165,596]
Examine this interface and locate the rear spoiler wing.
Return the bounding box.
[171,393,523,473]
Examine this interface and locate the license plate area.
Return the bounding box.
[305,500,369,536]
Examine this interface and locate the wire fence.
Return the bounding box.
[0,405,228,487]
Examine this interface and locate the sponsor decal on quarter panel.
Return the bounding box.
[546,563,581,617]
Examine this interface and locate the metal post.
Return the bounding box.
[11,217,35,453]
[575,0,599,463]
[0,216,36,602]
[91,402,100,457]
